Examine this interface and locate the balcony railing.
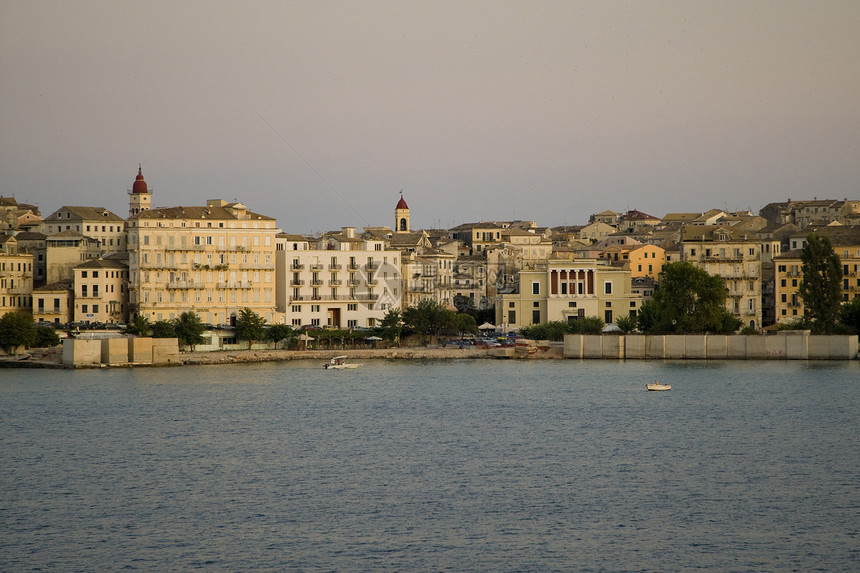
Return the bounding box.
[166,281,204,289]
[290,279,305,286]
[216,281,253,289]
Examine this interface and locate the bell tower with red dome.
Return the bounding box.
[395,191,410,233]
[128,165,152,218]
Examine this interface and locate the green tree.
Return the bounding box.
[127,313,151,336]
[569,316,606,334]
[267,323,296,348]
[0,311,37,353]
[151,320,176,338]
[379,308,403,344]
[402,299,457,343]
[839,296,860,334]
[614,314,638,333]
[798,234,843,334]
[639,262,737,334]
[453,312,478,336]
[34,325,61,347]
[174,311,206,350]
[235,307,266,349]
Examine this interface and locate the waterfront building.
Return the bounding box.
[42,206,126,253]
[773,226,860,324]
[275,228,401,328]
[12,232,48,287]
[680,225,763,330]
[72,257,129,325]
[44,231,102,284]
[127,198,279,325]
[495,258,640,329]
[32,281,72,325]
[0,245,34,318]
[402,249,455,308]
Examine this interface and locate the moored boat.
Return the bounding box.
[324,356,361,370]
[646,381,671,391]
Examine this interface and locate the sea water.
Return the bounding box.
[1,359,858,571]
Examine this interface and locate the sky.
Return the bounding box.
[2,1,859,234]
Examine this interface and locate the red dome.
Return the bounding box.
[396,195,408,209]
[132,165,148,194]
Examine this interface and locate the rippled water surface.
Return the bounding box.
[1,359,858,571]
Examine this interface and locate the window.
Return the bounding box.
[532,282,540,295]
[604,281,612,295]
[532,310,540,323]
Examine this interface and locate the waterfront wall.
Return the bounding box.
[63,337,180,367]
[563,334,858,360]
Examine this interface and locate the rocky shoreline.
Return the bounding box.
[0,344,566,369]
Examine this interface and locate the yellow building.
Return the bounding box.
[496,258,641,328]
[127,199,279,325]
[773,227,860,324]
[73,258,129,324]
[32,281,73,325]
[42,206,127,252]
[681,225,763,330]
[600,243,666,280]
[0,250,34,318]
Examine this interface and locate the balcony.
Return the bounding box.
[291,264,305,270]
[787,271,801,277]
[329,264,342,270]
[347,279,362,287]
[348,263,361,270]
[329,279,342,286]
[166,280,204,289]
[217,281,253,289]
[365,262,380,270]
[310,263,324,270]
[290,279,305,286]
[366,279,378,285]
[311,279,324,286]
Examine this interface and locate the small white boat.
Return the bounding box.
[324,356,361,370]
[646,381,671,391]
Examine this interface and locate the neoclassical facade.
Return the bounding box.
[275,228,401,328]
[496,258,641,329]
[126,199,279,325]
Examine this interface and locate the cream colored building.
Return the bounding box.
[73,258,129,324]
[275,228,402,328]
[402,249,455,308]
[45,231,103,283]
[127,199,279,325]
[773,226,860,324]
[496,258,641,328]
[0,250,34,318]
[42,206,126,252]
[33,281,73,325]
[681,225,763,330]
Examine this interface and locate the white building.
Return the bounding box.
[276,228,402,328]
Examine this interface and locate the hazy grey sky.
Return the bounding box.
[2,1,858,233]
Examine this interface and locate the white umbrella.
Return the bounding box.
[602,324,622,333]
[478,322,496,331]
[298,333,315,341]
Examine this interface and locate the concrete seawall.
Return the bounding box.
[563,334,859,360]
